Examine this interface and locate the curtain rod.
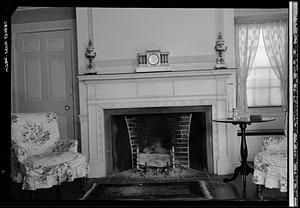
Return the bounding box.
[234,14,288,24]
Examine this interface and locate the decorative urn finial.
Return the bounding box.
[84,39,97,74]
[214,32,228,69]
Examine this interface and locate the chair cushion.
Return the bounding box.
[24,151,86,175]
[254,150,287,170]
[11,113,60,161]
[20,151,89,190]
[253,150,287,192]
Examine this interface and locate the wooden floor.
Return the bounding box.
[84,175,288,201]
[82,168,288,203]
[8,168,288,206]
[80,173,288,206]
[208,173,287,201]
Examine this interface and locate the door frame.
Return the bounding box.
[11,20,81,149]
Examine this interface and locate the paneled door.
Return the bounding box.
[15,30,74,140]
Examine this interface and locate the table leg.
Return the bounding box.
[223,123,254,199]
[223,166,241,182]
[240,123,254,198]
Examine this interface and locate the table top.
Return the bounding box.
[213,116,276,124]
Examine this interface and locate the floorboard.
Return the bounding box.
[8,169,288,203]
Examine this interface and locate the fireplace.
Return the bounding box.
[104,106,213,175]
[78,69,237,178]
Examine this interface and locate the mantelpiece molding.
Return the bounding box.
[78,69,236,82]
[78,69,237,178]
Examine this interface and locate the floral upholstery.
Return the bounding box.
[11,112,89,190]
[252,136,287,192]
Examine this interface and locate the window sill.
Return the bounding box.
[247,106,285,115]
[237,129,285,136]
[248,106,282,109]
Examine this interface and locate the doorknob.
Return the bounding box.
[65,105,71,110]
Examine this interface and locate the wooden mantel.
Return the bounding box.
[77,69,236,82]
[77,68,237,178]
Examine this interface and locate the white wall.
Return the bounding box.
[76,8,235,74]
[75,8,287,172]
[93,8,215,59]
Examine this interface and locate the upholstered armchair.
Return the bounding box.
[11,112,89,192]
[252,135,287,199]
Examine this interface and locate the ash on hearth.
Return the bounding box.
[108,167,209,183]
[132,164,186,179]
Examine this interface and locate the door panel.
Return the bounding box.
[47,58,66,100]
[15,30,74,140]
[24,59,42,101]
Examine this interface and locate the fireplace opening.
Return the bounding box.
[104,106,213,176]
[127,114,176,155]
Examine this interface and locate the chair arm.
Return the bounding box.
[52,139,78,153]
[262,136,287,151]
[11,141,29,163]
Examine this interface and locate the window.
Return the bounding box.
[246,28,282,107]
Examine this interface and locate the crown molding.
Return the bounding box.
[16,7,52,11]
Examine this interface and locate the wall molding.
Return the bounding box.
[78,68,236,81]
[95,55,215,66]
[16,7,51,11]
[81,8,226,74]
[92,55,217,74]
[12,19,76,33]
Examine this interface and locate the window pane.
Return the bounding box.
[270,78,281,87]
[255,78,269,87]
[254,88,269,106]
[251,32,271,68]
[253,67,269,79]
[269,70,279,80]
[247,88,254,106]
[252,49,270,67]
[270,88,282,106]
[247,79,255,87]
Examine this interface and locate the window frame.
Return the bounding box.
[247,65,282,108]
[234,10,288,110]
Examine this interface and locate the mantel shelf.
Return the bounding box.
[77,68,236,81]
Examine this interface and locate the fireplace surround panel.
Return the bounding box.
[78,69,237,178]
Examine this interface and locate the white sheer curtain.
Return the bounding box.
[235,23,261,114]
[261,20,288,110]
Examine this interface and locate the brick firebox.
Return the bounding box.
[125,113,192,169]
[104,106,213,175]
